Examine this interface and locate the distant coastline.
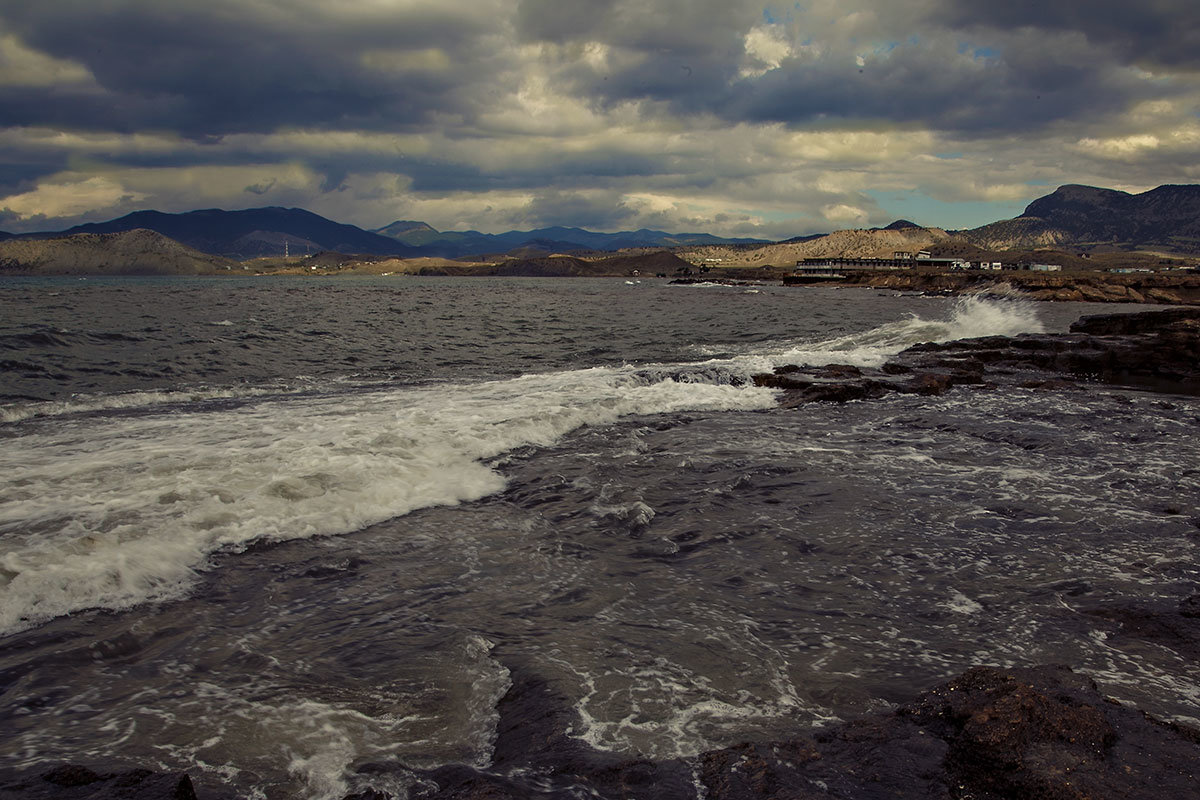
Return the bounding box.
[4,181,1200,306]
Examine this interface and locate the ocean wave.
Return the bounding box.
[0,367,777,634]
[769,296,1043,369]
[0,297,1043,634]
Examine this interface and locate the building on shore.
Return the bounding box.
[794,255,966,276]
[793,256,1065,277]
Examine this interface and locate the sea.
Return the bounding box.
[1,275,1198,799]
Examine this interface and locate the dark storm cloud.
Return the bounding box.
[0,0,502,136]
[2,0,1185,145]
[1,0,1196,236]
[0,146,74,199]
[722,38,1156,135]
[514,0,619,42]
[514,0,1183,135]
[516,0,748,52]
[935,0,1200,70]
[553,38,1164,136]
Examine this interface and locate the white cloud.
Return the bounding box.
[741,24,792,78]
[821,203,870,225]
[1,176,144,219]
[0,164,321,224]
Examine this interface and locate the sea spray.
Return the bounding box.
[768,295,1044,370]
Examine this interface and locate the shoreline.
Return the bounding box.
[7,261,1200,307]
[789,268,1200,305]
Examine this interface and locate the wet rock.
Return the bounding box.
[399,664,1200,800]
[10,665,1200,800]
[406,765,524,799]
[753,308,1200,406]
[0,765,203,799]
[41,766,103,787]
[1180,594,1200,618]
[751,372,812,391]
[1069,308,1200,335]
[817,364,863,379]
[1083,602,1200,662]
[901,372,956,395]
[780,380,890,404]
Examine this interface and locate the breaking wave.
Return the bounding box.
[0,296,1044,634]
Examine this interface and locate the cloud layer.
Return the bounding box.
[1,0,1197,236]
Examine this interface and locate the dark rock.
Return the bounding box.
[341,789,404,800]
[41,766,101,787]
[398,663,1200,800]
[1181,594,1200,618]
[752,372,811,391]
[0,765,202,799]
[753,308,1200,407]
[407,765,524,799]
[901,372,956,395]
[817,364,862,378]
[791,380,889,403]
[10,664,1200,800]
[1069,308,1200,335]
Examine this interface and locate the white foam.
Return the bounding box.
[0,384,306,423]
[0,366,777,633]
[944,589,984,615]
[0,297,1046,633]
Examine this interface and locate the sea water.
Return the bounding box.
[1,276,1197,799]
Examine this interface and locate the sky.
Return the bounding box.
[0,0,1197,239]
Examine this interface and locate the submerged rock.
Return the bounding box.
[6,664,1197,799]
[0,765,203,799]
[397,664,1200,800]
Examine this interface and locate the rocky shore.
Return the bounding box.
[828,270,1200,305]
[5,658,1198,800]
[3,309,1199,800]
[752,307,1200,404]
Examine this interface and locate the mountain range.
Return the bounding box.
[1,184,1198,266]
[11,209,767,260]
[962,184,1200,253]
[370,222,767,257]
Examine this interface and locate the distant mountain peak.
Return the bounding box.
[966,182,1200,254]
[882,219,921,231]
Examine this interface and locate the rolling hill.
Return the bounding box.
[54,207,415,259]
[0,229,238,275]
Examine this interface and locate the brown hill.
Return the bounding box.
[0,229,237,275]
[677,226,953,267]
